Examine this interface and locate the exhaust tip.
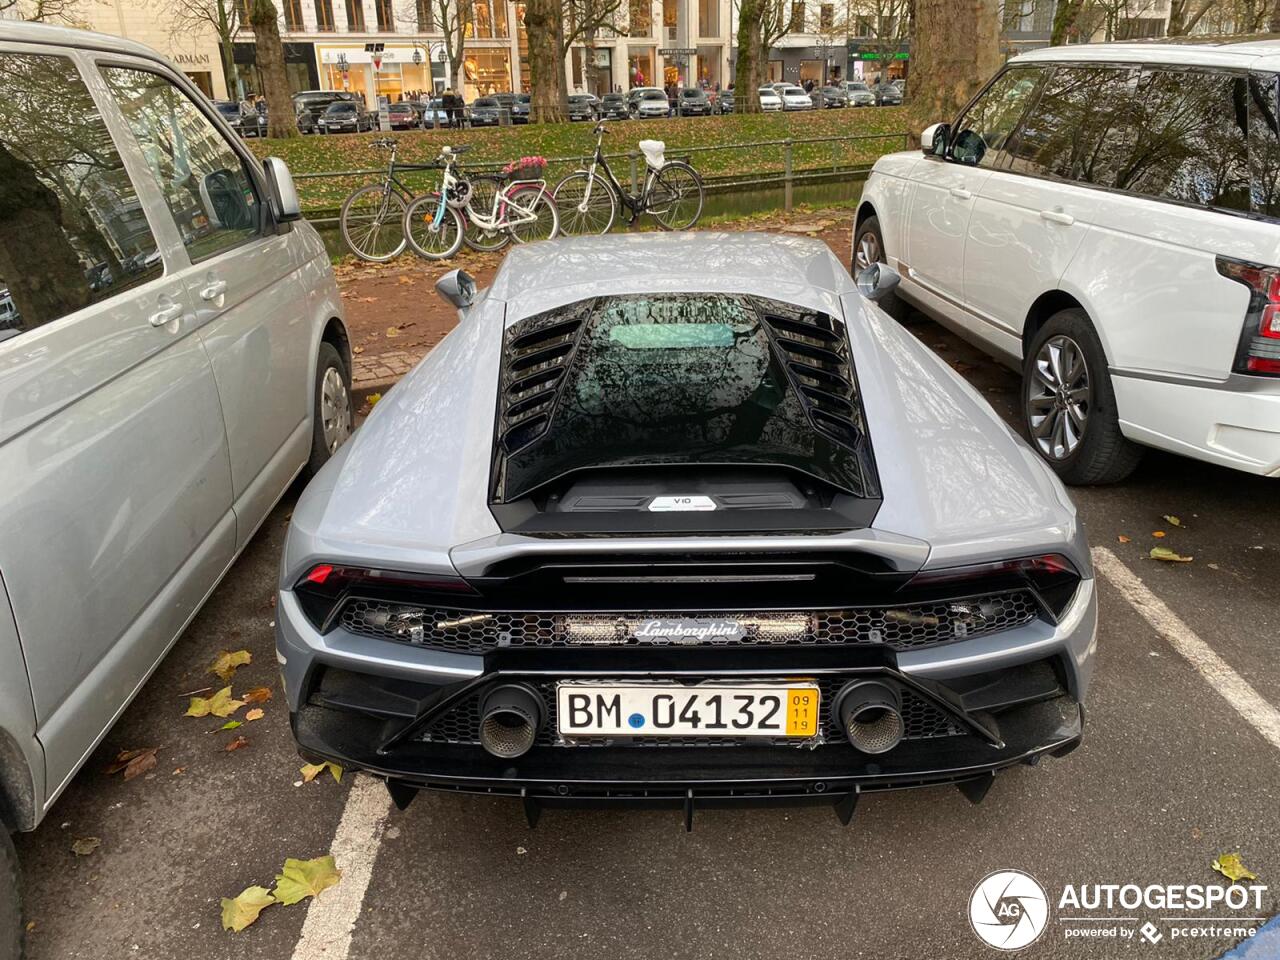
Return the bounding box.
[479,683,544,758]
[834,680,904,754]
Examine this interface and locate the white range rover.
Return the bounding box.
[855,40,1280,484]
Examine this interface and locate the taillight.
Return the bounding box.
[1216,256,1280,376]
[292,564,475,631]
[907,554,1081,620]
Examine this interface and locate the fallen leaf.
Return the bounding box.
[366,392,382,408]
[220,720,242,730]
[1151,547,1194,563]
[187,686,245,719]
[245,708,264,722]
[220,885,276,932]
[299,761,342,784]
[105,747,157,780]
[225,735,250,752]
[397,275,415,285]
[172,766,187,775]
[71,836,100,856]
[243,687,273,704]
[1163,515,1182,526]
[210,649,252,682]
[1213,853,1258,883]
[1117,535,1131,543]
[1152,530,1167,538]
[272,855,342,906]
[24,922,34,932]
[385,326,400,338]
[352,345,365,354]
[358,296,377,303]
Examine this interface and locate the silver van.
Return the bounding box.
[0,23,352,949]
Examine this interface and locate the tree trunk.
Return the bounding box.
[908,0,999,140]
[216,0,239,99]
[735,0,763,112]
[249,0,298,138]
[525,0,565,122]
[1270,0,1280,33]
[1049,0,1082,45]
[0,143,90,331]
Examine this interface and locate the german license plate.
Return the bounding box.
[556,683,820,738]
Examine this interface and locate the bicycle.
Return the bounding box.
[402,145,559,261]
[552,123,704,235]
[339,137,440,262]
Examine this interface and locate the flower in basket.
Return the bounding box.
[502,155,548,176]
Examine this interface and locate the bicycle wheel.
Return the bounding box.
[506,186,560,244]
[552,171,617,236]
[340,184,407,262]
[647,161,704,231]
[402,193,466,260]
[462,176,512,252]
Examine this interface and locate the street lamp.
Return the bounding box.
[336,51,349,91]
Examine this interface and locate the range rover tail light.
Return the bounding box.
[1217,256,1280,376]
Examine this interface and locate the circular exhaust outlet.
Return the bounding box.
[479,684,544,759]
[833,681,905,754]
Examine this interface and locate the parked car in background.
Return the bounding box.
[277,233,1094,827]
[779,85,812,110]
[632,88,670,118]
[873,82,902,105]
[239,106,267,138]
[757,86,782,111]
[293,90,358,134]
[627,86,666,117]
[469,96,502,126]
[815,84,848,108]
[511,93,531,123]
[716,89,734,113]
[678,87,713,115]
[567,93,598,121]
[0,21,354,954]
[318,99,374,133]
[0,287,20,342]
[599,92,630,119]
[387,101,420,129]
[844,80,876,106]
[856,39,1280,482]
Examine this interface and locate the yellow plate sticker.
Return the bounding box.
[785,687,820,737]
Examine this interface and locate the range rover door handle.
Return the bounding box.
[949,187,973,200]
[148,300,184,327]
[1040,208,1075,225]
[200,279,228,300]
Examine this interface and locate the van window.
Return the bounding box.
[1248,73,1280,218]
[1006,65,1141,186]
[101,67,262,262]
[1120,68,1249,213]
[951,66,1045,168]
[0,53,162,339]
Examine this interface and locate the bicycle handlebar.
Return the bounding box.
[593,122,608,137]
[371,137,397,149]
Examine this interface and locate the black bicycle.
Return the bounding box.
[339,138,443,262]
[553,123,704,235]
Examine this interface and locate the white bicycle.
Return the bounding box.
[402,145,559,260]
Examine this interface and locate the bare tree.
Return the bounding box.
[908,0,999,135]
[438,0,475,92]
[527,0,627,122]
[248,0,297,137]
[154,0,243,99]
[1166,0,1215,35]
[735,0,801,112]
[850,0,909,86]
[0,0,84,21]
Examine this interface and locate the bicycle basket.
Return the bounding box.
[502,155,547,178]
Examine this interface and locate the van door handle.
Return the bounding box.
[148,301,184,327]
[199,279,228,301]
[1040,208,1075,225]
[949,187,973,200]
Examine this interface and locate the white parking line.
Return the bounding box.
[291,773,393,960]
[1092,547,1280,752]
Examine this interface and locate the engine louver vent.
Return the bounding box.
[498,303,592,453]
[758,303,865,450]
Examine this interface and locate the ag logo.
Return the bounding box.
[969,869,1050,951]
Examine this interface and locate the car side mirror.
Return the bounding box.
[921,122,949,158]
[856,262,901,302]
[262,157,302,222]
[436,268,476,310]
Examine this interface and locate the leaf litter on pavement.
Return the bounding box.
[209,649,252,682]
[220,855,343,932]
[186,686,245,718]
[300,761,343,784]
[1213,853,1258,883]
[104,747,157,780]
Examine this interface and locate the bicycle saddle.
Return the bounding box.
[639,140,666,171]
[448,144,472,154]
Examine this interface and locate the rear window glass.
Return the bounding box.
[493,295,875,502]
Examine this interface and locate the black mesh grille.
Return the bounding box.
[418,677,965,747]
[338,592,1040,653]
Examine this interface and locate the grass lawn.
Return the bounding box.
[246,107,907,213]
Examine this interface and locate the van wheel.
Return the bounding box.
[852,215,900,313]
[1,829,21,960]
[1022,309,1143,485]
[306,343,353,478]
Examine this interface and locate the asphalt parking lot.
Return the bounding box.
[13,241,1280,960]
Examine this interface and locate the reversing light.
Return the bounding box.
[1216,256,1280,375]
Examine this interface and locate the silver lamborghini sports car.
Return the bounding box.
[277,233,1095,826]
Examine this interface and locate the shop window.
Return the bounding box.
[629,0,651,35]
